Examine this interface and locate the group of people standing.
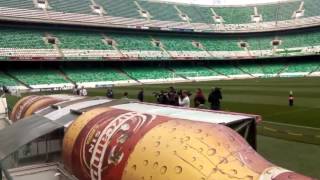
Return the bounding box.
[153,86,223,110]
[194,87,223,110]
[105,86,223,110]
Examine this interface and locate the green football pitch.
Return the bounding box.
[88,77,320,128]
[4,76,320,178]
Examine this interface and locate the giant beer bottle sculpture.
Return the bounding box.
[63,107,316,180]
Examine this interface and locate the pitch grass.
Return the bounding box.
[257,135,320,178]
[88,77,320,128]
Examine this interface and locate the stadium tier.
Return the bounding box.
[2,61,320,88]
[122,66,174,80]
[1,26,320,60]
[284,61,320,73]
[0,71,18,86]
[209,64,246,76]
[8,69,68,86]
[261,63,287,74]
[1,0,319,25]
[62,66,129,83]
[172,65,220,77]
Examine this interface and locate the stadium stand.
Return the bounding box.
[155,36,200,51]
[237,63,265,74]
[199,37,241,51]
[107,33,159,51]
[0,0,320,34]
[172,65,220,77]
[52,30,112,50]
[8,69,67,85]
[214,7,253,24]
[0,0,35,10]
[284,61,320,73]
[261,62,286,74]
[177,5,214,24]
[0,71,18,86]
[0,26,320,60]
[0,27,52,49]
[48,0,93,14]
[122,66,174,80]
[95,0,141,18]
[209,64,246,75]
[62,66,129,83]
[138,1,182,21]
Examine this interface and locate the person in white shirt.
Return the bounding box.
[178,91,190,108]
[79,86,87,96]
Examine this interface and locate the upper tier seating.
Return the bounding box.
[213,6,253,24]
[52,31,112,50]
[0,72,18,86]
[108,33,159,51]
[8,69,67,85]
[123,66,173,80]
[138,1,182,21]
[199,38,241,51]
[0,26,320,59]
[49,0,93,14]
[172,65,219,77]
[0,28,52,49]
[95,0,141,18]
[177,5,215,24]
[155,36,200,51]
[0,0,320,26]
[63,67,129,82]
[0,0,35,10]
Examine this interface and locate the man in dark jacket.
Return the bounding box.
[137,88,144,102]
[208,87,222,110]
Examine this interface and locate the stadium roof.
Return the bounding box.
[150,0,290,6]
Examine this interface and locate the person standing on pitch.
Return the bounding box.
[289,90,294,107]
[137,88,144,102]
[208,87,223,110]
[178,91,190,108]
[194,88,206,108]
[106,88,114,98]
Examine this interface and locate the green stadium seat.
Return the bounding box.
[172,65,219,77]
[95,0,142,18]
[0,28,52,49]
[9,69,67,85]
[52,31,112,50]
[123,66,173,80]
[63,67,129,82]
[0,0,35,10]
[108,33,159,51]
[0,72,18,86]
[284,62,319,73]
[48,0,93,14]
[262,63,286,74]
[210,65,245,75]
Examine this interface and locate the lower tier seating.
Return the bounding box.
[172,65,219,77]
[0,72,18,86]
[284,62,320,73]
[123,66,173,80]
[63,67,129,83]
[8,69,67,85]
[210,65,246,75]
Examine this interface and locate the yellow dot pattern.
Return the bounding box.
[122,120,262,180]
